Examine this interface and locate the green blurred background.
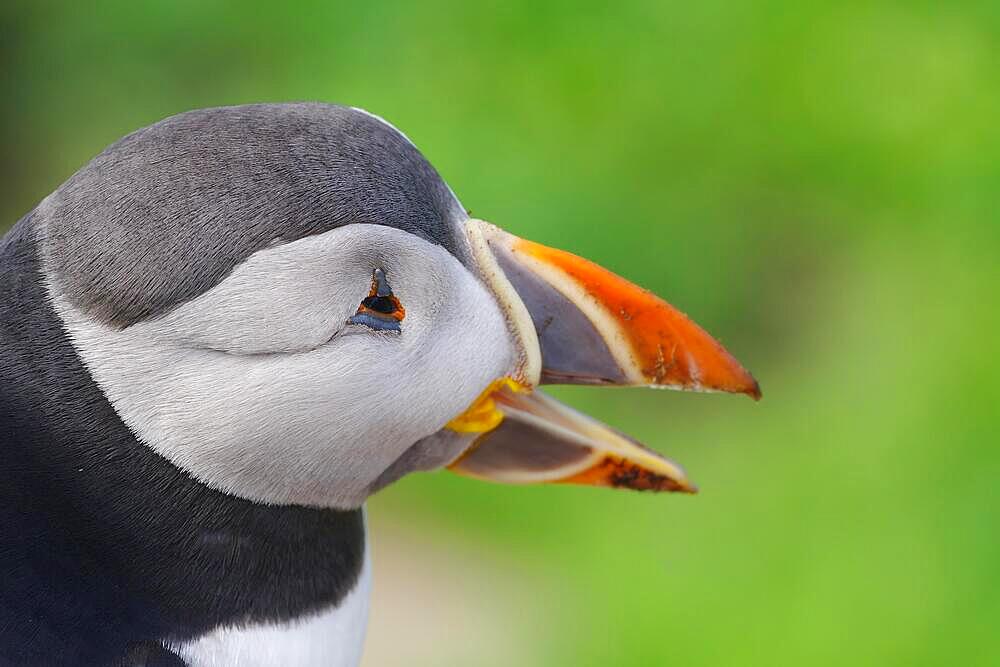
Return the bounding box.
[3,1,998,665]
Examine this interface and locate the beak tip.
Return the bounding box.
[652,477,697,494]
[677,480,699,494]
[745,377,763,401]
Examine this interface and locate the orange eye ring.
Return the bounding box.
[347,268,405,332]
[356,293,405,322]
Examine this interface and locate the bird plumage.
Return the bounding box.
[1,214,367,665]
[1,104,467,664]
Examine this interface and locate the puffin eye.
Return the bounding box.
[347,268,405,332]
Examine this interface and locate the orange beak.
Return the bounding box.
[446,220,760,493]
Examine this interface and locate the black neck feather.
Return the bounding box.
[0,215,365,666]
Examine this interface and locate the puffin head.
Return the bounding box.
[39,103,759,510]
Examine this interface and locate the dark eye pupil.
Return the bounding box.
[363,295,398,314]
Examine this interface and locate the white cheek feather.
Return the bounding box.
[46,225,516,508]
[167,530,373,667]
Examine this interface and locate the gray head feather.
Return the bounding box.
[38,103,467,327]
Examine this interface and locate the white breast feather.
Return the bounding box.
[167,541,373,667]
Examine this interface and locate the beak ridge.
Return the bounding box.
[478,221,760,399]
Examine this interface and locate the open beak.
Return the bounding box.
[446,219,760,493]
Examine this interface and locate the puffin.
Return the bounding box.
[0,103,759,666]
